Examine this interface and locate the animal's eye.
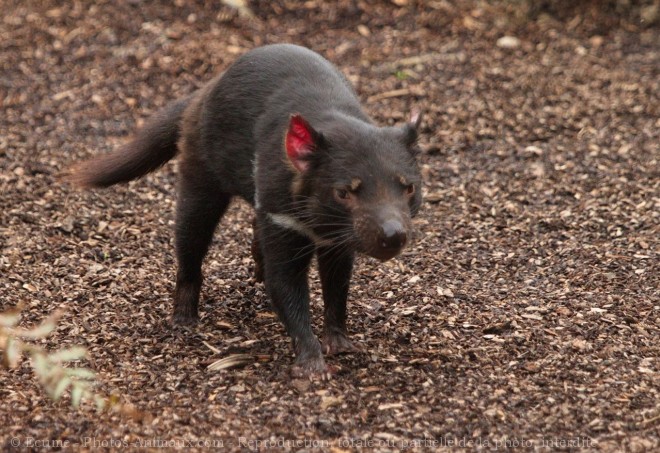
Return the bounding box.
[335,188,350,200]
[405,184,415,196]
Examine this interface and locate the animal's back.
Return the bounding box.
[181,44,366,202]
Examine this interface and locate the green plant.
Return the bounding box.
[395,70,410,81]
[1,305,105,409]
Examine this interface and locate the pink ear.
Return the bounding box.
[286,114,316,172]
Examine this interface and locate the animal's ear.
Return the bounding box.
[286,114,323,172]
[401,109,422,151]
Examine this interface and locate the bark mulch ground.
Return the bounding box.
[1,1,658,451]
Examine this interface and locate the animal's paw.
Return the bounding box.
[322,331,362,356]
[291,355,335,380]
[171,310,199,326]
[291,337,335,380]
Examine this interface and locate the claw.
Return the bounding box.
[322,331,362,356]
[291,355,335,380]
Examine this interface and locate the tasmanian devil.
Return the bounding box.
[68,44,423,376]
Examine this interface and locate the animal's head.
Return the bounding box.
[286,112,423,261]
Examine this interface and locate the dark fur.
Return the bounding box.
[68,44,423,375]
[69,94,193,188]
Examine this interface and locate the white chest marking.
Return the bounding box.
[252,158,261,210]
[267,213,332,246]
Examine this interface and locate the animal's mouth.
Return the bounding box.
[357,218,410,262]
[365,245,404,262]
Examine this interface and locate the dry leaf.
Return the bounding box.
[207,354,254,371]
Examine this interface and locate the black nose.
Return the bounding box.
[379,219,407,251]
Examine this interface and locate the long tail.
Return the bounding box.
[66,94,194,188]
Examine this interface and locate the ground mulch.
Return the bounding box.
[1,1,658,451]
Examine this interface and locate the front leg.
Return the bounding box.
[259,215,327,376]
[250,217,264,283]
[317,247,360,355]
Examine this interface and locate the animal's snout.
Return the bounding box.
[361,207,410,261]
[379,219,407,252]
[354,204,412,261]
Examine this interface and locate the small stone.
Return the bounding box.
[22,283,38,293]
[641,3,659,24]
[60,217,75,233]
[291,379,310,393]
[320,395,343,409]
[589,35,603,47]
[88,263,104,274]
[437,286,454,297]
[524,145,543,156]
[496,36,520,49]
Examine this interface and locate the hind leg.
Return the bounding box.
[173,180,231,325]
